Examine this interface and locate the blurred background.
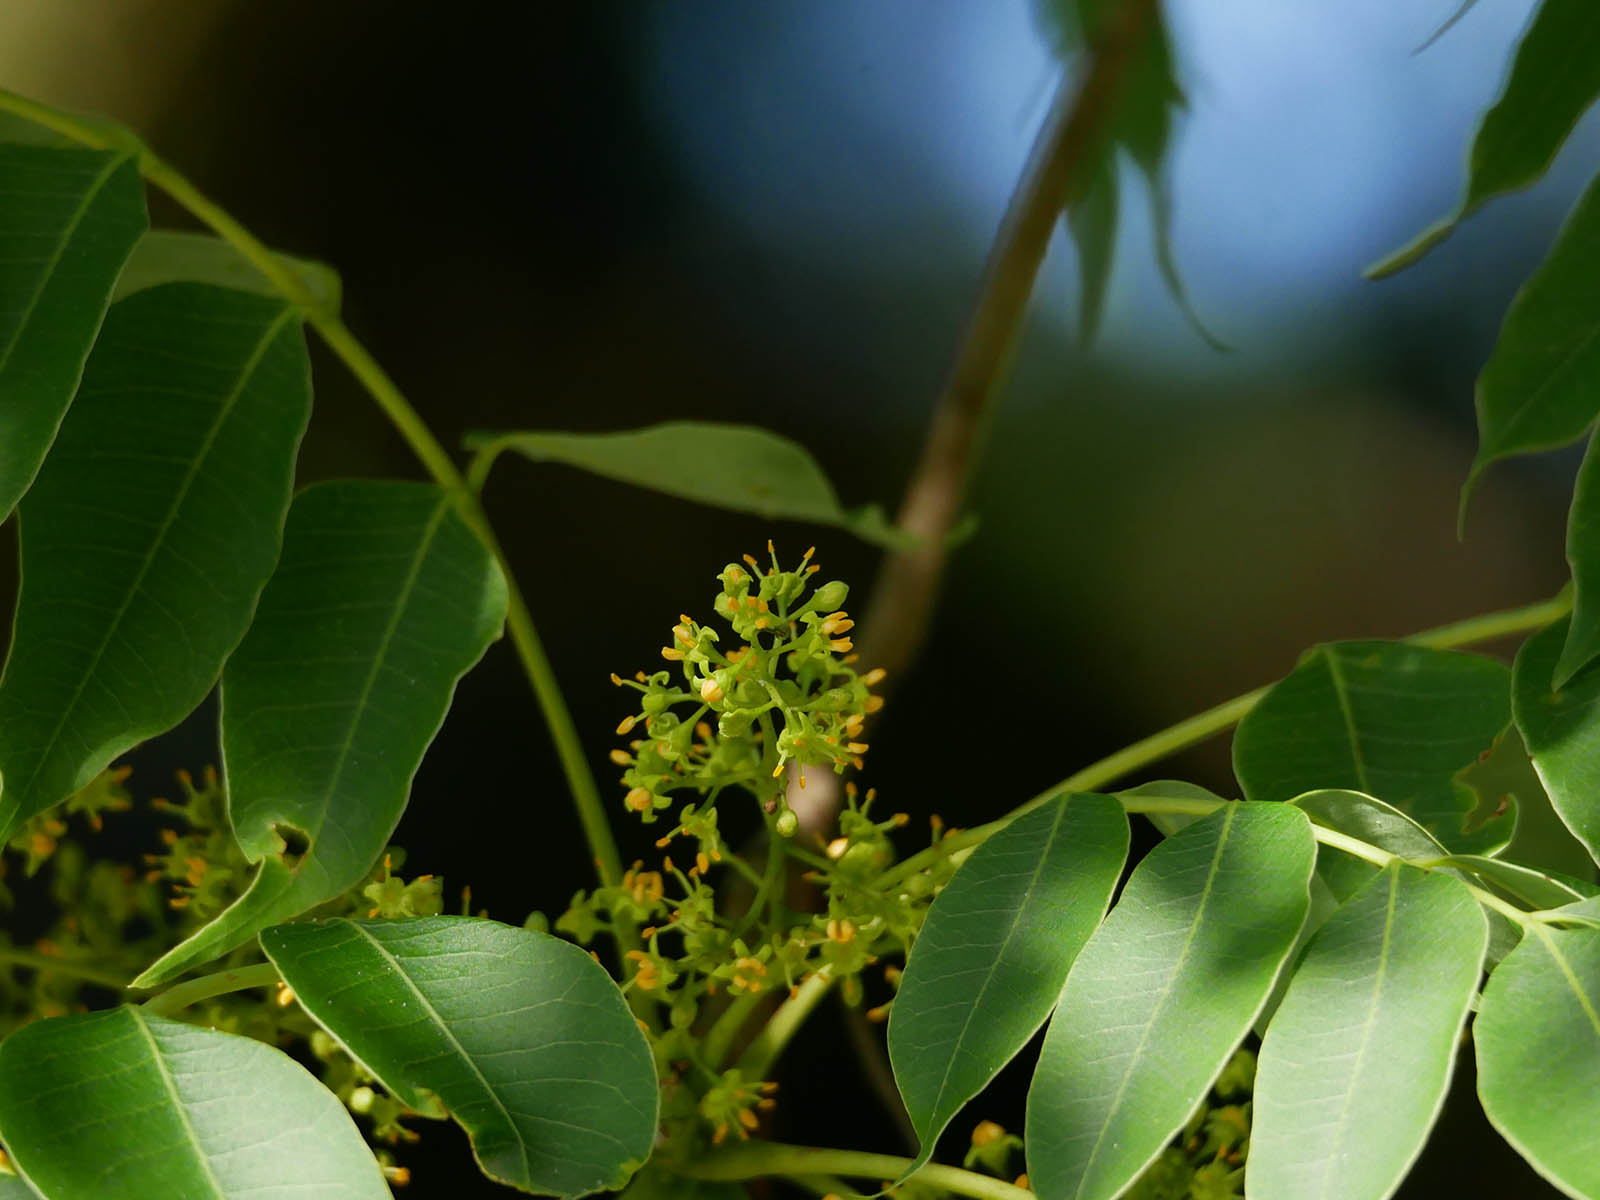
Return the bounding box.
[2,1,1595,1195]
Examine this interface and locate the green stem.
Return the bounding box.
[880,591,1570,888]
[737,971,833,1077]
[672,1141,1032,1200]
[141,962,281,1017]
[702,987,768,1071]
[0,946,128,990]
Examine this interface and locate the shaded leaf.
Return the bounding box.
[262,916,657,1197]
[1117,778,1226,837]
[888,793,1128,1179]
[1290,788,1449,901]
[1433,852,1597,909]
[0,1174,41,1199]
[1065,156,1118,344]
[0,1007,388,1199]
[1025,802,1315,1200]
[1370,0,1600,276]
[1233,641,1513,853]
[1476,922,1600,1198]
[1513,618,1600,867]
[1559,435,1600,686]
[113,230,341,315]
[467,424,912,549]
[1250,865,1486,1200]
[134,482,507,985]
[0,284,311,843]
[0,143,146,523]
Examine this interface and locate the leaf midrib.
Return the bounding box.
[1321,647,1371,794]
[128,1010,226,1200]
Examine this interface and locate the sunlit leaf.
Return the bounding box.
[1250,865,1486,1200]
[113,230,340,315]
[466,424,912,549]
[262,916,657,1197]
[0,284,310,844]
[0,1007,388,1199]
[888,792,1128,1179]
[133,481,507,986]
[1025,802,1315,1200]
[1233,641,1513,853]
[1513,618,1600,868]
[1476,922,1600,1198]
[1117,778,1226,836]
[1290,788,1449,900]
[1369,0,1600,276]
[1559,436,1600,687]
[0,143,146,523]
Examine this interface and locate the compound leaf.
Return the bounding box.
[0,142,146,523]
[133,481,507,986]
[113,230,341,315]
[1432,852,1597,909]
[1290,788,1449,900]
[888,792,1128,1179]
[0,1007,388,1199]
[1249,865,1486,1200]
[1025,802,1314,1200]
[0,284,311,844]
[262,916,657,1198]
[1233,642,1513,854]
[1513,618,1600,868]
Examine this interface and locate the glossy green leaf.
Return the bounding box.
[467,424,911,549]
[1476,922,1600,1198]
[262,916,657,1197]
[112,230,341,314]
[135,482,507,986]
[1066,157,1118,344]
[1233,641,1513,853]
[1514,618,1600,868]
[0,284,311,844]
[1370,0,1600,276]
[0,143,146,523]
[1433,853,1597,909]
[0,1006,388,1199]
[1026,802,1315,1200]
[1290,788,1449,900]
[1250,865,1487,1200]
[1560,438,1600,687]
[888,792,1128,1178]
[1116,779,1227,837]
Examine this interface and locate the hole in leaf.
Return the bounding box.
[273,823,311,869]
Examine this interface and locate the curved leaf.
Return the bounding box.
[0,283,311,844]
[1513,618,1600,868]
[1290,788,1449,900]
[1559,436,1600,686]
[466,424,912,549]
[0,143,146,523]
[1116,779,1225,837]
[112,230,341,314]
[135,481,507,985]
[1432,853,1597,909]
[1066,156,1119,344]
[261,916,657,1197]
[1369,0,1600,276]
[1025,802,1315,1200]
[0,1007,388,1199]
[1476,922,1600,1198]
[1250,865,1487,1200]
[1233,641,1513,853]
[888,792,1128,1178]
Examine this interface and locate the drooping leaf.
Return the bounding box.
[1476,922,1600,1198]
[113,230,341,315]
[466,424,912,549]
[1117,778,1226,836]
[1250,865,1486,1200]
[1559,436,1600,686]
[1513,618,1600,868]
[261,916,657,1197]
[1066,157,1119,344]
[0,284,311,843]
[1370,0,1600,276]
[134,482,507,986]
[1025,802,1315,1200]
[888,792,1128,1179]
[0,143,146,523]
[0,1007,388,1199]
[1290,788,1449,900]
[1233,641,1514,853]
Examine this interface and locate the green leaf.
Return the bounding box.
[1476,922,1600,1198]
[134,481,507,986]
[1025,802,1315,1200]
[1460,175,1600,513]
[467,424,913,550]
[1369,0,1600,277]
[888,792,1129,1179]
[1432,853,1597,909]
[1513,618,1600,867]
[0,1006,388,1199]
[1559,435,1600,686]
[0,143,146,523]
[0,284,311,843]
[261,916,657,1197]
[1249,865,1487,1200]
[0,1174,40,1199]
[1233,641,1514,853]
[1117,779,1226,837]
[113,230,341,315]
[1065,156,1118,344]
[1289,788,1449,900]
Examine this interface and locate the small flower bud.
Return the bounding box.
[775,807,799,838]
[700,676,724,704]
[812,581,848,611]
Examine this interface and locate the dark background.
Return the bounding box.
[3,1,1596,1195]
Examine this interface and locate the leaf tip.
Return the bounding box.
[1365,217,1458,280]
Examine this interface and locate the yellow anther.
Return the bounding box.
[661,646,684,661]
[700,677,724,704]
[609,749,632,765]
[616,715,636,735]
[972,1119,1007,1147]
[861,667,887,686]
[625,787,653,812]
[864,695,885,713]
[697,852,711,874]
[829,637,853,653]
[826,836,849,859]
[610,672,624,686]
[847,742,869,754]
[275,983,296,1008]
